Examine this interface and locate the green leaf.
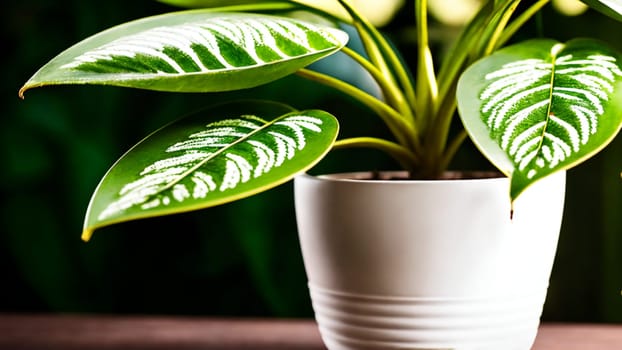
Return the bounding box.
[580,0,622,22]
[82,101,339,241]
[157,0,301,13]
[157,0,352,22]
[458,38,622,201]
[157,0,294,9]
[19,10,348,96]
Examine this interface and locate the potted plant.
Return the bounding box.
[19,0,622,349]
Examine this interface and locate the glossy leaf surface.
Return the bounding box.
[157,0,295,9]
[581,0,622,22]
[157,0,351,22]
[20,10,348,96]
[458,39,622,200]
[83,101,339,241]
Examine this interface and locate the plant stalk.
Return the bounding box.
[340,47,414,123]
[333,137,419,171]
[296,68,418,149]
[336,0,418,113]
[414,0,438,129]
[497,0,550,48]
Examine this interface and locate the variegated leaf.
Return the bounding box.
[83,101,338,241]
[19,10,348,96]
[458,39,622,200]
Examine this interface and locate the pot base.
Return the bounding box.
[310,284,542,349]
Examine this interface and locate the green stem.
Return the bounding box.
[336,0,417,112]
[497,0,550,48]
[440,129,468,171]
[333,137,419,171]
[335,0,400,111]
[428,93,457,163]
[351,21,397,97]
[483,0,522,55]
[430,2,499,168]
[415,0,438,126]
[356,22,395,84]
[340,47,414,121]
[436,0,495,99]
[296,68,418,149]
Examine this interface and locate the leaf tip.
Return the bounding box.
[18,82,40,99]
[81,228,94,242]
[18,85,28,99]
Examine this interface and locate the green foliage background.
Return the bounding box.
[2,0,622,321]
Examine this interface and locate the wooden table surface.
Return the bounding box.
[0,314,620,349]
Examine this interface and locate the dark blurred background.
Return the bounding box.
[2,0,621,322]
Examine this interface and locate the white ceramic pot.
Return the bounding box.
[294,171,566,350]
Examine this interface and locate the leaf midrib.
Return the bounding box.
[61,46,340,77]
[151,115,280,197]
[533,43,566,166]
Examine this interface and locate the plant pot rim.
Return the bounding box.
[300,170,506,184]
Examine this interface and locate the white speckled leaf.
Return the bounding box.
[20,10,348,95]
[458,39,622,200]
[83,101,338,240]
